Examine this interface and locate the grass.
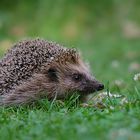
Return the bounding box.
[0,37,140,140]
[0,1,140,139]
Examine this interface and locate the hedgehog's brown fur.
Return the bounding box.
[0,39,104,106]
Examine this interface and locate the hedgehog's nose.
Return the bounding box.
[97,83,104,91]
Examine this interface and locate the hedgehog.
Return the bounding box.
[0,38,104,106]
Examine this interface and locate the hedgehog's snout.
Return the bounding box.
[92,81,104,91]
[79,79,104,94]
[95,82,104,91]
[91,80,104,92]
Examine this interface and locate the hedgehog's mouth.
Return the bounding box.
[79,82,104,95]
[78,88,96,95]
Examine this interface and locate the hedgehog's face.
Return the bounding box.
[47,61,104,97]
[62,63,104,95]
[66,71,104,94]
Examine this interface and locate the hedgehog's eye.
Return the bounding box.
[72,73,82,82]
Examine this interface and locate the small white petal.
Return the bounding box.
[134,73,140,81]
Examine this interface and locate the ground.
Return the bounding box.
[0,38,140,140]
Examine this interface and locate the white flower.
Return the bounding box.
[101,92,122,98]
[120,97,128,105]
[90,91,123,103]
[134,73,140,81]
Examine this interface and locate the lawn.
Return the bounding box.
[0,38,140,140]
[0,1,140,140]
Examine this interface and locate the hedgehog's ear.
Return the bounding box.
[71,54,78,64]
[51,48,80,65]
[47,68,58,82]
[66,48,80,64]
[69,49,80,63]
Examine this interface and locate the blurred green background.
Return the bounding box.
[0,0,140,88]
[1,0,140,42]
